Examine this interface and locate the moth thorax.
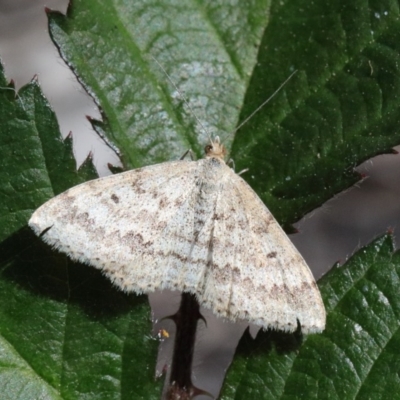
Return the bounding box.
[205,136,227,160]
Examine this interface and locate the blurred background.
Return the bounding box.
[2,0,400,398]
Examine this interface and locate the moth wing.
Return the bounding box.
[29,160,208,292]
[198,170,326,333]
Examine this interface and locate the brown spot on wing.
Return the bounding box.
[111,194,119,203]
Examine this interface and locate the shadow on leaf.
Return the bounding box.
[0,225,148,320]
[236,324,303,358]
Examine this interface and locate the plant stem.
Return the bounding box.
[166,292,203,400]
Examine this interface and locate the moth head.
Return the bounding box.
[205,136,227,160]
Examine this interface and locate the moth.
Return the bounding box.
[29,136,326,333]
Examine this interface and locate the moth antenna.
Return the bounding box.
[233,69,298,134]
[150,56,211,143]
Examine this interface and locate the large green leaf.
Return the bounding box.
[1,0,400,399]
[0,66,161,399]
[234,0,400,226]
[222,234,400,399]
[48,0,270,167]
[48,0,400,228]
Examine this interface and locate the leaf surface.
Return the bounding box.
[0,65,160,399]
[222,235,400,399]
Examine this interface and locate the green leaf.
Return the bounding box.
[0,62,98,243]
[0,65,161,399]
[48,0,400,229]
[47,0,271,166]
[232,0,400,226]
[222,234,400,399]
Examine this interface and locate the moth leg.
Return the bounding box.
[237,168,249,176]
[227,158,249,175]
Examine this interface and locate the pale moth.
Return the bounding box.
[29,136,326,334]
